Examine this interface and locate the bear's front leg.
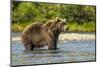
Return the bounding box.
[53,33,59,49]
[53,38,58,49]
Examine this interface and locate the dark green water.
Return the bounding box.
[11,33,96,66]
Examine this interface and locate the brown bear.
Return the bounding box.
[21,18,69,51]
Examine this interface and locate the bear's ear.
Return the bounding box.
[63,18,66,22]
[56,18,61,22]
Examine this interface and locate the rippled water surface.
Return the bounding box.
[11,33,96,66]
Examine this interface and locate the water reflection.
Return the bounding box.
[11,39,95,66]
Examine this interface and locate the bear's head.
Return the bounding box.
[45,18,69,35]
[54,18,69,33]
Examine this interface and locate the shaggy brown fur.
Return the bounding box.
[21,18,68,51]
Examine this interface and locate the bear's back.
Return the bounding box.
[22,22,43,34]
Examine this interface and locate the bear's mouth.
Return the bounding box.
[64,27,69,32]
[66,27,69,31]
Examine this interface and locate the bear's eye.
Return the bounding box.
[63,23,65,25]
[63,22,66,25]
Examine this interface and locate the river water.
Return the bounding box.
[11,33,96,66]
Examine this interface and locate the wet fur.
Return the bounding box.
[21,19,68,51]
